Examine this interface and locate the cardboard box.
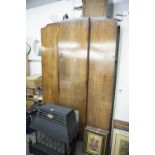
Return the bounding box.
[26,74,42,89]
[26,99,35,108]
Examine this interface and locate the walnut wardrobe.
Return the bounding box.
[41,18,118,137]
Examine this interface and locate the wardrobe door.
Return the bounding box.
[41,23,59,103]
[87,18,117,131]
[57,19,89,135]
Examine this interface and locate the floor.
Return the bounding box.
[26,132,84,155]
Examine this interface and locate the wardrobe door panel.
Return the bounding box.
[41,23,59,103]
[57,19,89,134]
[87,19,117,131]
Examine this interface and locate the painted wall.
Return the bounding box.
[113,1,129,122]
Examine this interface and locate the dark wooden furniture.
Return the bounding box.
[41,23,59,103]
[87,18,117,131]
[57,19,89,136]
[41,18,118,138]
[41,19,89,136]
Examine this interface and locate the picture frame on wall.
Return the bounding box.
[83,126,109,155]
[111,129,129,155]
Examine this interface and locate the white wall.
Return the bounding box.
[26,0,82,75]
[113,1,129,122]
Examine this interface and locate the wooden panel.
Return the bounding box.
[113,120,129,131]
[41,23,59,103]
[87,18,117,131]
[83,0,108,17]
[57,19,89,135]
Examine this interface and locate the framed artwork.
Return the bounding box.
[83,126,109,155]
[111,129,129,155]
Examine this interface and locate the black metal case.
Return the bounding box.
[29,103,79,155]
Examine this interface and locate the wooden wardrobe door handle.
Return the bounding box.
[60,52,63,60]
[58,52,63,94]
